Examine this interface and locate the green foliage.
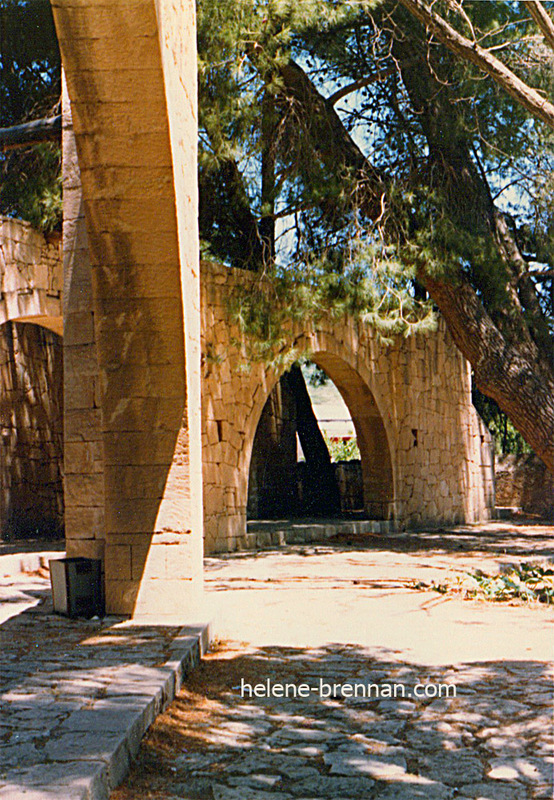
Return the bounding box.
[472,387,531,456]
[227,240,437,366]
[0,142,61,233]
[198,0,553,352]
[0,0,62,231]
[425,563,554,606]
[323,432,360,462]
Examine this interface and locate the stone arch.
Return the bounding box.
[311,350,394,519]
[201,260,494,554]
[241,336,395,526]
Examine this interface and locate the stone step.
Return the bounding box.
[246,518,397,549]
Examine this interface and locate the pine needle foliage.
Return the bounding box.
[227,240,437,367]
[0,0,62,232]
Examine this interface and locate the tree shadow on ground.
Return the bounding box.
[112,641,553,800]
[204,520,554,571]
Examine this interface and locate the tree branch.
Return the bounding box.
[0,115,61,151]
[396,0,554,129]
[523,0,554,52]
[327,69,395,105]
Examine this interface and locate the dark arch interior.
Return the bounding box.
[247,357,394,522]
[0,321,64,541]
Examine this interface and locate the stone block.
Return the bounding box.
[65,472,104,507]
[80,165,174,201]
[103,430,178,467]
[64,375,96,411]
[131,543,151,581]
[104,464,169,501]
[65,505,105,538]
[105,498,164,534]
[64,441,98,475]
[64,311,95,346]
[64,343,100,378]
[84,196,177,238]
[105,577,140,616]
[75,130,173,170]
[101,396,185,435]
[65,538,105,561]
[105,544,132,582]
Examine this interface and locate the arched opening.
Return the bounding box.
[0,321,64,541]
[247,354,394,524]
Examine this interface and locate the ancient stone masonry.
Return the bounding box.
[0,216,62,334]
[53,0,202,616]
[61,75,106,569]
[1,0,492,613]
[0,321,63,540]
[0,218,63,541]
[200,261,495,554]
[0,219,494,586]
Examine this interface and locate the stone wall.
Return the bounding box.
[0,216,62,334]
[0,221,495,562]
[200,261,495,554]
[495,454,554,518]
[0,321,63,540]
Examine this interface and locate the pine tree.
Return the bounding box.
[0,0,61,232]
[197,0,554,473]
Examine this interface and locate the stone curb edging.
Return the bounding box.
[0,622,211,800]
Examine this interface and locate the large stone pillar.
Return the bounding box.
[62,74,106,564]
[53,0,203,616]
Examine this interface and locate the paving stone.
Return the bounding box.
[324,747,408,779]
[404,727,463,751]
[419,750,485,786]
[171,778,217,798]
[459,781,529,799]
[376,700,417,716]
[43,730,126,762]
[212,785,293,800]
[173,752,223,773]
[226,774,283,789]
[223,753,320,778]
[0,761,109,799]
[286,775,375,798]
[266,726,337,744]
[2,527,553,800]
[488,758,552,784]
[374,781,454,799]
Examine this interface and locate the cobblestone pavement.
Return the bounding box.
[113,521,554,800]
[0,555,208,799]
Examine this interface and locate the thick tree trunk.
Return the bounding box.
[260,90,276,267]
[283,365,341,516]
[269,55,554,474]
[198,156,265,270]
[424,273,554,472]
[390,27,554,472]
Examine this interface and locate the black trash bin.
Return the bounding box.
[49,557,104,618]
